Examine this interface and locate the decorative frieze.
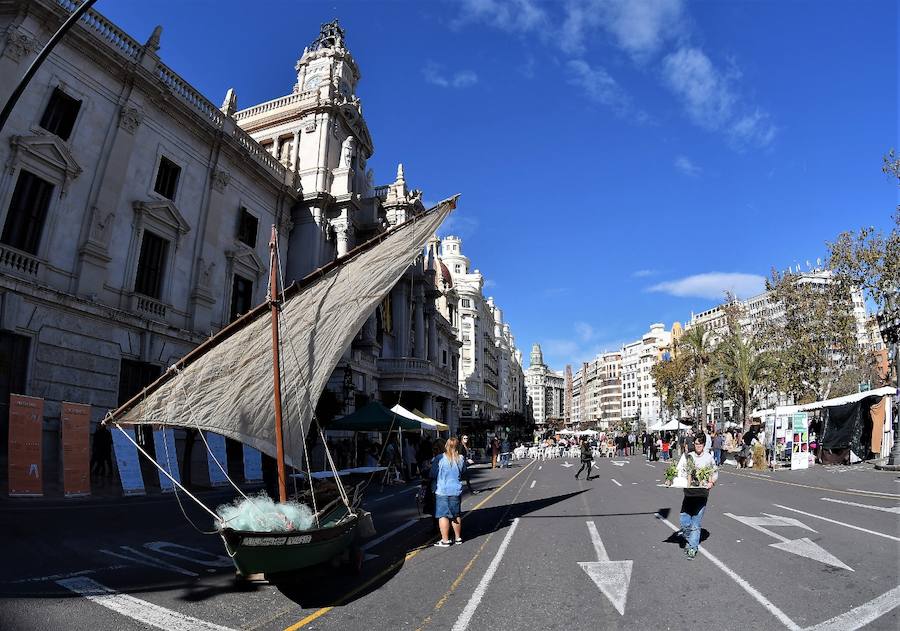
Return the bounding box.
[2,29,38,63]
[211,168,230,193]
[118,106,143,134]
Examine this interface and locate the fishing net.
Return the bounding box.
[216,492,315,532]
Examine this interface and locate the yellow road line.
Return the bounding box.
[414,461,536,631]
[284,460,535,630]
[720,469,900,500]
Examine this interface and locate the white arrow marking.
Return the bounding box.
[578,521,632,615]
[612,461,625,467]
[561,462,574,468]
[772,504,900,542]
[57,577,234,630]
[538,465,542,470]
[530,480,536,489]
[820,497,900,514]
[724,513,852,571]
[803,585,900,631]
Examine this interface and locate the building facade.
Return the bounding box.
[526,343,564,428]
[0,4,461,487]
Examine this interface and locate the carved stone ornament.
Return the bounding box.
[88,207,115,247]
[118,106,143,134]
[2,29,38,62]
[211,168,230,193]
[197,257,215,289]
[303,121,317,133]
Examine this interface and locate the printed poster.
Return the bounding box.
[8,394,43,496]
[242,444,262,483]
[790,412,810,470]
[111,426,145,495]
[61,402,91,497]
[205,432,229,487]
[152,428,180,492]
[774,416,788,462]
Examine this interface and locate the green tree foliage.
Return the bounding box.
[680,324,714,423]
[713,329,774,429]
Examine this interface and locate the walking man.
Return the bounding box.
[668,433,718,559]
[574,438,594,480]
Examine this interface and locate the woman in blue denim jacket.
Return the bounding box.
[430,437,466,547]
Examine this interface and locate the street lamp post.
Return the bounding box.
[876,306,900,469]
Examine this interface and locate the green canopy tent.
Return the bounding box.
[327,401,423,431]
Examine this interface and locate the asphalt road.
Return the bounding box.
[2,456,898,631]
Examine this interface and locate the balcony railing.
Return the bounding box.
[132,294,167,319]
[233,90,320,121]
[377,357,456,389]
[372,185,390,200]
[0,244,40,276]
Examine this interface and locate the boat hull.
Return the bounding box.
[221,509,358,576]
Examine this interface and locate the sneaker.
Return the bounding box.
[454,538,463,545]
[574,474,579,479]
[685,548,697,559]
[434,540,452,548]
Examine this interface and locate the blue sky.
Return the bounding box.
[100,0,897,372]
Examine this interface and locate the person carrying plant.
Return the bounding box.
[668,432,718,560]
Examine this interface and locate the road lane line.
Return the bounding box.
[771,505,900,542]
[820,497,900,514]
[803,585,900,631]
[530,480,536,489]
[56,576,234,631]
[450,518,520,631]
[538,465,542,470]
[653,513,801,631]
[362,518,418,552]
[611,479,622,487]
[846,488,900,498]
[645,463,655,468]
[285,460,535,630]
[369,486,420,503]
[720,470,900,500]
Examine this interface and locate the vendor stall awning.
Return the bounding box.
[327,401,422,431]
[411,408,450,431]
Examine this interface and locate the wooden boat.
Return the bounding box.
[102,197,457,577]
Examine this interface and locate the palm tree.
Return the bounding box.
[715,331,773,430]
[680,324,714,425]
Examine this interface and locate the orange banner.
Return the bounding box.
[62,402,91,497]
[8,394,43,496]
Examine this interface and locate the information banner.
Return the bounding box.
[790,412,810,470]
[112,427,145,495]
[8,394,44,496]
[61,402,91,497]
[152,428,180,492]
[205,432,229,487]
[242,444,262,483]
[774,415,789,463]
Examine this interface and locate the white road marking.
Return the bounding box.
[451,517,520,631]
[645,463,656,468]
[772,504,900,542]
[530,480,536,489]
[99,546,197,577]
[611,479,622,487]
[804,585,900,631]
[612,461,626,467]
[56,576,235,631]
[631,482,637,485]
[724,513,852,571]
[579,521,632,615]
[846,488,900,498]
[820,497,900,514]
[654,513,802,631]
[361,518,418,552]
[561,462,574,468]
[538,465,542,470]
[9,565,130,584]
[143,542,232,567]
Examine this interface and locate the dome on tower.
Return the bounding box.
[438,260,453,288]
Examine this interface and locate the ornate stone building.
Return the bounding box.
[0,3,459,487]
[525,343,564,428]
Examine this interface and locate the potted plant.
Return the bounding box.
[664,463,678,484]
[695,465,714,487]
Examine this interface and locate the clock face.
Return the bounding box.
[304,74,322,90]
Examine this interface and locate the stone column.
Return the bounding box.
[335,223,350,257]
[392,282,409,357]
[423,395,434,418]
[427,306,438,362]
[291,130,300,172]
[414,286,425,360]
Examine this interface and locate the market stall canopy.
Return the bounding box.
[796,386,895,411]
[328,401,422,432]
[660,419,692,431]
[411,408,450,431]
[557,429,575,435]
[575,429,598,436]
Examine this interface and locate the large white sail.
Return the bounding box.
[111,197,457,464]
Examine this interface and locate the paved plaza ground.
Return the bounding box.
[1,455,898,630]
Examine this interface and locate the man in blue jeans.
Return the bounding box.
[669,433,718,559]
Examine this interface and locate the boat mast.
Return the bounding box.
[269,225,288,503]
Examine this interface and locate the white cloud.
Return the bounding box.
[483,279,497,289]
[574,321,596,342]
[566,59,642,119]
[632,269,657,278]
[561,0,686,60]
[673,155,701,177]
[456,0,549,34]
[441,211,480,239]
[662,47,776,148]
[648,272,766,300]
[423,62,479,88]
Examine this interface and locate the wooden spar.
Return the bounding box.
[269,226,288,503]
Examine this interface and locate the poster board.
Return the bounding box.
[790,412,810,470]
[205,432,229,487]
[774,415,789,463]
[61,402,91,497]
[8,394,43,496]
[112,426,145,496]
[152,428,180,492]
[242,444,262,483]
